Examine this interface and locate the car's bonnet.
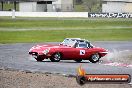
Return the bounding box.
[29,44,71,52]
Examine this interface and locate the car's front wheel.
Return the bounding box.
[50,52,61,62]
[89,53,100,63]
[35,55,44,62]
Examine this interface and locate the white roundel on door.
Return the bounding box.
[80,50,85,55]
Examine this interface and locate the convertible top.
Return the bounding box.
[60,38,91,48]
[65,38,87,41]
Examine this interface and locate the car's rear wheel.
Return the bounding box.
[50,52,61,62]
[35,55,44,62]
[74,59,82,63]
[89,53,100,63]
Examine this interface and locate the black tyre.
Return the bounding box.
[74,59,82,63]
[50,52,61,62]
[35,55,44,62]
[89,53,100,63]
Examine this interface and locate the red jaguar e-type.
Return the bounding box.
[29,38,108,63]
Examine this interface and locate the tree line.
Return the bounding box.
[75,0,102,12]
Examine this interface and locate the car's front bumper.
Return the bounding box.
[29,52,51,59]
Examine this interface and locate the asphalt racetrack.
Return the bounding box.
[0,41,132,78]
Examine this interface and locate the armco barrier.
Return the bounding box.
[0,11,12,16]
[0,11,132,18]
[0,11,88,18]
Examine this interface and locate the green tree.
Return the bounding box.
[82,0,101,12]
[75,0,83,4]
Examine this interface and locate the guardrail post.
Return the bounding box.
[12,9,15,19]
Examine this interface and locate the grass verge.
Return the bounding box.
[0,17,132,43]
[0,29,132,43]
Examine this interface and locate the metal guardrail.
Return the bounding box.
[0,11,88,18]
[0,11,132,18]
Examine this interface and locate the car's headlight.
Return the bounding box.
[43,48,50,55]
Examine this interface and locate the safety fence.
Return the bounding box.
[0,11,132,18]
[0,11,88,18]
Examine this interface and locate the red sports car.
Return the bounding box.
[29,38,108,63]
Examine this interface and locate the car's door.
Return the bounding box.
[61,46,82,59]
[74,47,88,59]
[60,41,92,60]
[73,41,91,59]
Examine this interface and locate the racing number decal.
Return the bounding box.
[80,50,85,55]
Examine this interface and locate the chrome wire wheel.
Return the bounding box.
[50,52,61,62]
[89,53,100,63]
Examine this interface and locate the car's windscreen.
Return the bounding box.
[61,39,76,47]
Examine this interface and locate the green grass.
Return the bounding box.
[0,18,132,29]
[0,17,132,43]
[0,28,132,43]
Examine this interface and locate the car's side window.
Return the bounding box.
[76,42,88,48]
